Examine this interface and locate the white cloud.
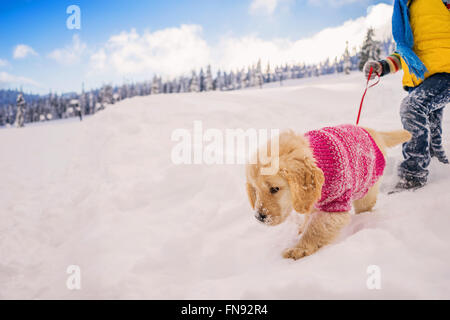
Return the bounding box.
[0,71,40,88]
[13,44,38,59]
[216,3,392,70]
[0,58,9,67]
[89,25,211,78]
[88,3,392,80]
[48,34,86,65]
[249,0,282,15]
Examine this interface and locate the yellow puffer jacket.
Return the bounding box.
[400,0,450,88]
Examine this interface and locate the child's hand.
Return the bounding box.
[363,61,382,79]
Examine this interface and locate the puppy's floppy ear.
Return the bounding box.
[281,157,324,214]
[246,182,256,209]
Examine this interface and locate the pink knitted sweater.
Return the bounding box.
[305,124,386,212]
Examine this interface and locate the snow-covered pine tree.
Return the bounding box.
[321,59,329,75]
[351,46,358,71]
[223,71,229,90]
[332,57,339,74]
[229,71,236,90]
[265,62,272,83]
[215,71,224,91]
[102,85,114,105]
[205,65,213,91]
[0,107,5,126]
[190,71,199,92]
[178,76,186,93]
[255,59,263,88]
[240,69,247,88]
[119,84,126,100]
[343,41,351,75]
[314,65,320,77]
[235,70,243,90]
[80,83,86,115]
[15,93,26,128]
[283,64,291,81]
[170,79,178,94]
[199,68,205,92]
[273,66,280,85]
[49,92,58,119]
[151,75,160,95]
[359,28,381,71]
[247,66,254,87]
[88,92,95,114]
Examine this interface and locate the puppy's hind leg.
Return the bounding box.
[353,181,380,214]
[283,211,350,260]
[298,213,311,235]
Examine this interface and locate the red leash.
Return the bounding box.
[356,66,380,126]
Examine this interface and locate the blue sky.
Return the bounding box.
[0,0,393,94]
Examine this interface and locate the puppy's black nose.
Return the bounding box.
[256,211,267,222]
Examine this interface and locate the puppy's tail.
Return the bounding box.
[378,129,412,148]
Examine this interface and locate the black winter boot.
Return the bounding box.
[430,146,449,164]
[389,176,427,194]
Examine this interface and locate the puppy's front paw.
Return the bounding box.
[282,247,309,260]
[282,244,320,260]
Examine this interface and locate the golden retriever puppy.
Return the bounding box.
[246,125,411,260]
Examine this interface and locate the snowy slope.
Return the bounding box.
[1,72,449,299]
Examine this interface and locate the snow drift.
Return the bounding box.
[0,72,449,299]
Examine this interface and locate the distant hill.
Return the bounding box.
[0,89,41,108]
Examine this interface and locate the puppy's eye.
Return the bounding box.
[270,187,280,194]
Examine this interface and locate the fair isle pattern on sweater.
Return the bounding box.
[305,125,386,212]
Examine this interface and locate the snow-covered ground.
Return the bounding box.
[1,72,449,299]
